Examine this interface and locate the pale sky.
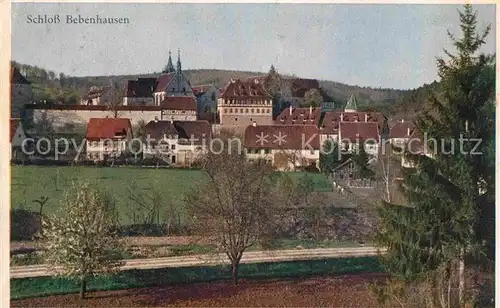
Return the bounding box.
[11,3,496,89]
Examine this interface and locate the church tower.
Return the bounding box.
[344,94,358,112]
[176,49,185,94]
[162,50,175,74]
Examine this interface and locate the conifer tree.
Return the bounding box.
[375,5,494,307]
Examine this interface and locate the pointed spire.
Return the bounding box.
[345,94,358,112]
[176,48,182,72]
[163,49,175,74]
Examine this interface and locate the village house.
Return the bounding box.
[244,124,321,171]
[338,122,380,159]
[218,78,273,132]
[11,66,34,117]
[275,106,322,126]
[389,119,416,150]
[143,120,211,167]
[274,95,387,150]
[10,118,29,161]
[85,118,133,162]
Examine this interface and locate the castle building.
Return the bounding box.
[217,78,273,131]
[123,50,194,106]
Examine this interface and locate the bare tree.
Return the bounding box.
[185,150,287,284]
[377,142,404,204]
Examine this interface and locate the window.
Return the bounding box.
[247,149,252,154]
[171,144,176,150]
[251,109,254,113]
[245,108,249,113]
[240,108,243,113]
[235,117,238,122]
[256,109,260,113]
[264,149,270,154]
[171,155,176,164]
[229,108,233,113]
[211,92,216,101]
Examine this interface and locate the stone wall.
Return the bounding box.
[25,107,162,131]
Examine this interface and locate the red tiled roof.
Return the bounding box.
[11,67,30,85]
[275,107,321,126]
[174,121,212,142]
[321,111,385,135]
[144,120,178,140]
[160,96,197,111]
[10,119,20,143]
[86,118,132,141]
[389,121,416,139]
[155,73,175,93]
[339,122,380,142]
[244,125,320,150]
[220,79,271,99]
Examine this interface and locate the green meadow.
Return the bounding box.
[11,166,332,226]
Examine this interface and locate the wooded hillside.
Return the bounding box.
[11,61,438,120]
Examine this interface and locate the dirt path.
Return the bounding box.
[11,273,387,307]
[11,247,382,278]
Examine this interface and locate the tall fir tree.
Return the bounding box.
[375,5,494,306]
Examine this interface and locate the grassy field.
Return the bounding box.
[11,256,382,300]
[11,166,332,225]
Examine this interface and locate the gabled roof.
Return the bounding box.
[10,119,21,143]
[345,94,358,111]
[339,122,379,142]
[220,79,271,99]
[174,121,212,143]
[320,111,386,135]
[160,96,197,111]
[86,118,132,141]
[155,73,175,93]
[11,67,30,85]
[389,120,416,139]
[275,107,321,126]
[244,125,320,150]
[144,120,211,144]
[144,120,178,140]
